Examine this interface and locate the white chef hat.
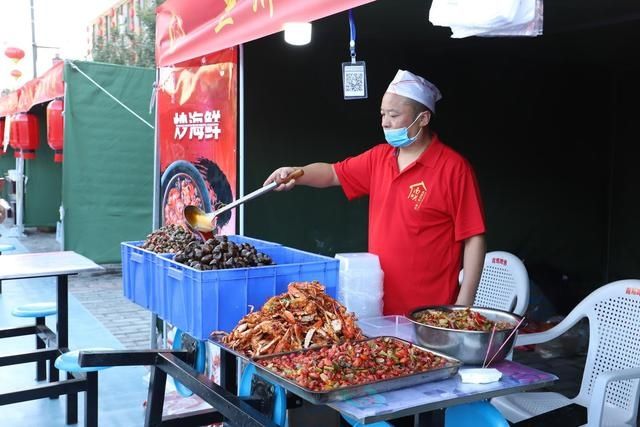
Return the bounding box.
[386,69,443,113]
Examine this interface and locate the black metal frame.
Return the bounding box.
[79,349,280,427]
[0,274,88,425]
[75,347,446,427]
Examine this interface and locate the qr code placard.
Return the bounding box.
[342,61,368,99]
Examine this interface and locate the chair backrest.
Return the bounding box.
[460,251,529,316]
[570,279,640,421]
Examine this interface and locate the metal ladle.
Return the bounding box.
[184,169,304,232]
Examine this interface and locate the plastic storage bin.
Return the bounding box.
[154,239,338,340]
[121,240,159,309]
[121,235,282,312]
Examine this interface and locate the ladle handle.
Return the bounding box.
[276,168,304,185]
[208,169,304,219]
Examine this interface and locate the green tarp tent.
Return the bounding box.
[62,61,155,263]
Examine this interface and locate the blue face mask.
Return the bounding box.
[383,113,424,148]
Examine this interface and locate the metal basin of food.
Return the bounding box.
[406,305,523,365]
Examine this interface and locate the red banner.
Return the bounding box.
[158,47,238,235]
[0,61,64,117]
[156,0,376,66]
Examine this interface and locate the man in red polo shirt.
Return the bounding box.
[264,69,486,315]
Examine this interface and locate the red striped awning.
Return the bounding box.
[0,61,64,117]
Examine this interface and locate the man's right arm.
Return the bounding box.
[264,163,339,191]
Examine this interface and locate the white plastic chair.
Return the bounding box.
[460,250,530,316]
[491,279,640,427]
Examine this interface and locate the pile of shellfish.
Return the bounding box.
[173,236,273,271]
[219,281,364,357]
[141,224,198,253]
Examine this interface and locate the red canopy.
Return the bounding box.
[0,61,64,117]
[0,91,19,118]
[156,0,375,67]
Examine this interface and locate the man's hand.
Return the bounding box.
[264,167,299,191]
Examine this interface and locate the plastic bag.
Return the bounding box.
[429,0,544,39]
[429,0,521,28]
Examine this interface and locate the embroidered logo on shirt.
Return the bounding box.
[408,181,427,210]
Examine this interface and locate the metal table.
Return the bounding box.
[77,346,557,427]
[0,251,103,425]
[212,345,556,426]
[76,331,557,426]
[78,349,280,427]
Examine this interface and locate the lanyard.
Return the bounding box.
[342,9,367,100]
[349,9,357,64]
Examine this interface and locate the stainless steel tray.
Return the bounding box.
[209,332,253,362]
[248,336,461,405]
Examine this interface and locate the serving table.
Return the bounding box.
[0,251,103,424]
[330,359,556,425]
[78,333,556,426]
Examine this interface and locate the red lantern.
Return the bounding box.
[4,47,25,63]
[8,116,22,158]
[10,69,22,80]
[46,99,64,162]
[13,113,40,160]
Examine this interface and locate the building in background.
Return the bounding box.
[87,0,153,58]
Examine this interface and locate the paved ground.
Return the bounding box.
[4,220,153,350]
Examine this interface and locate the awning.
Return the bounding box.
[0,91,19,118]
[156,0,376,67]
[0,60,64,117]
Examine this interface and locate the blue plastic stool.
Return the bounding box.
[171,328,206,398]
[11,302,57,318]
[239,364,287,426]
[0,243,15,294]
[54,348,113,373]
[11,301,57,382]
[0,243,15,253]
[445,401,509,427]
[54,348,114,427]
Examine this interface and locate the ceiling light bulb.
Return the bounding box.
[283,22,312,46]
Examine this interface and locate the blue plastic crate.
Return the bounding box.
[157,254,278,337]
[269,246,339,297]
[121,235,281,315]
[121,241,160,309]
[155,240,338,340]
